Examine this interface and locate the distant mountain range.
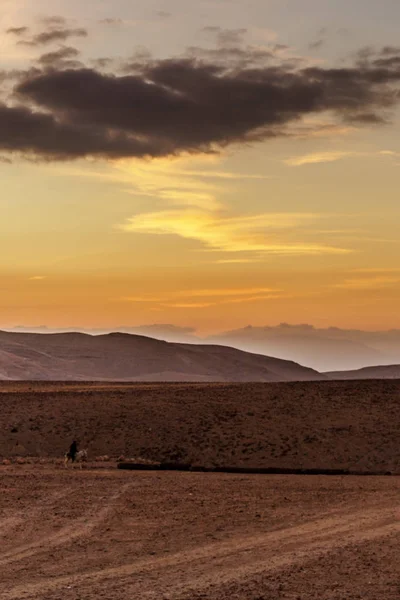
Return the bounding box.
[0,330,322,382]
[2,327,400,381]
[326,364,400,380]
[206,324,400,373]
[7,323,400,372]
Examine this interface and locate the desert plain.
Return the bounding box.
[0,381,400,599]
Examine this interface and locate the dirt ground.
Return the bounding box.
[0,465,399,599]
[1,380,400,472]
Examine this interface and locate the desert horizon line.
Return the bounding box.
[3,322,400,335]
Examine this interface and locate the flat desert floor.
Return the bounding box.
[0,465,399,599]
[1,380,400,472]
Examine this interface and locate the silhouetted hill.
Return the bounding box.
[326,364,400,380]
[0,330,322,382]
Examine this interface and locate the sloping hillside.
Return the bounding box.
[0,331,322,382]
[327,364,400,380]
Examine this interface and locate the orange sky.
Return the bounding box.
[1,1,400,333]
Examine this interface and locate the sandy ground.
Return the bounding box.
[0,465,399,599]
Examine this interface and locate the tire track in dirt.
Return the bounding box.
[0,483,132,569]
[2,503,399,599]
[0,488,71,543]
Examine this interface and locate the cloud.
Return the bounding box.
[309,40,324,51]
[162,302,215,308]
[0,104,153,160]
[379,149,400,161]
[202,26,247,47]
[6,26,29,36]
[286,148,400,167]
[1,43,400,160]
[162,295,285,308]
[20,27,88,47]
[39,16,68,27]
[28,275,47,280]
[103,155,226,210]
[285,151,357,166]
[156,11,171,19]
[99,18,123,25]
[179,287,281,298]
[332,276,400,290]
[120,286,285,309]
[120,210,350,256]
[37,46,82,69]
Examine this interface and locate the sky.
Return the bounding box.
[1,0,400,334]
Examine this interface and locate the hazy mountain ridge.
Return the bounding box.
[6,323,400,372]
[0,330,322,382]
[326,364,400,380]
[206,324,400,372]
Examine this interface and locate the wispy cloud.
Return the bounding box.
[121,287,280,301]
[28,275,47,281]
[285,151,358,167]
[351,267,400,274]
[65,154,350,259]
[162,295,286,308]
[119,209,351,256]
[119,286,286,309]
[161,302,215,309]
[332,276,400,290]
[286,148,400,167]
[379,150,400,163]
[69,155,268,211]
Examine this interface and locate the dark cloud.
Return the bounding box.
[217,28,247,47]
[202,26,220,34]
[373,55,400,69]
[39,16,68,27]
[273,44,289,52]
[156,11,171,19]
[185,32,295,70]
[20,27,88,47]
[91,57,115,69]
[381,46,400,56]
[1,45,400,161]
[6,26,29,36]
[202,26,247,47]
[184,44,275,69]
[0,103,162,160]
[309,39,324,51]
[308,27,330,51]
[99,18,123,25]
[37,46,82,69]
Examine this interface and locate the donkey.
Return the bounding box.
[64,449,88,468]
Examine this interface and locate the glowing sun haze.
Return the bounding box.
[1,0,400,333]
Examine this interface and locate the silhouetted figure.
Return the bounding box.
[68,440,78,463]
